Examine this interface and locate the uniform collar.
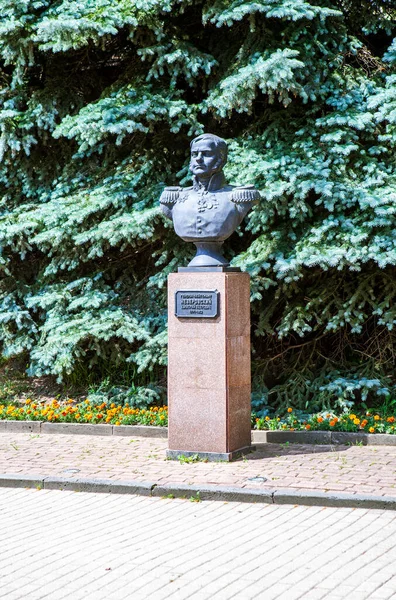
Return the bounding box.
[193,171,226,192]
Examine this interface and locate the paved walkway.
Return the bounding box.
[0,432,396,505]
[1,488,396,600]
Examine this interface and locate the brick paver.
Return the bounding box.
[0,432,395,497]
[1,488,396,599]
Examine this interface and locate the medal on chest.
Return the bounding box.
[196,190,219,213]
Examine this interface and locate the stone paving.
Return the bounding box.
[1,487,396,600]
[0,432,396,497]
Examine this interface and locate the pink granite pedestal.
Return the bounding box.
[167,271,253,461]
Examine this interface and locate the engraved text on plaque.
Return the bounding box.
[175,290,219,318]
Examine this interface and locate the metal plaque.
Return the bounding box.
[175,290,219,318]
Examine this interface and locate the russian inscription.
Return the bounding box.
[175,290,219,318]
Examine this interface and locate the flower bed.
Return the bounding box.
[0,399,168,427]
[1,401,395,435]
[255,408,396,435]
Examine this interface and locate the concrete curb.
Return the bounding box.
[2,422,396,446]
[252,430,396,446]
[1,473,396,510]
[1,421,167,438]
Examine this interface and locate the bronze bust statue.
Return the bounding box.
[160,133,260,267]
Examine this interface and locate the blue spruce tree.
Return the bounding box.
[0,0,395,411]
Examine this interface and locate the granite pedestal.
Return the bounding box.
[167,271,253,461]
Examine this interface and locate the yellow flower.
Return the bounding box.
[115,421,121,426]
[369,427,375,433]
[374,415,380,421]
[265,416,270,421]
[353,418,360,426]
[349,414,356,421]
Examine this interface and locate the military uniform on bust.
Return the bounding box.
[160,133,260,268]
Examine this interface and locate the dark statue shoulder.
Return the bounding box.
[230,184,261,204]
[159,186,194,204]
[159,186,182,205]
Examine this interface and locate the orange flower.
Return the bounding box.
[287,408,293,413]
[305,424,311,430]
[317,417,323,423]
[361,420,368,428]
[387,416,395,423]
[329,420,336,427]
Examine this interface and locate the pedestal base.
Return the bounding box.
[167,271,251,461]
[166,446,255,462]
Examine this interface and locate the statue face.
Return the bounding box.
[190,139,222,178]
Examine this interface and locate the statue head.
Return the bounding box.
[189,133,228,180]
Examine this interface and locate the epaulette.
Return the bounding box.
[159,186,181,205]
[231,184,261,204]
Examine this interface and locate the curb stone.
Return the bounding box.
[5,420,41,434]
[1,421,167,438]
[1,473,396,510]
[252,430,396,446]
[0,474,44,489]
[113,425,167,438]
[272,488,396,510]
[43,476,155,495]
[252,430,332,445]
[41,423,113,436]
[151,483,274,503]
